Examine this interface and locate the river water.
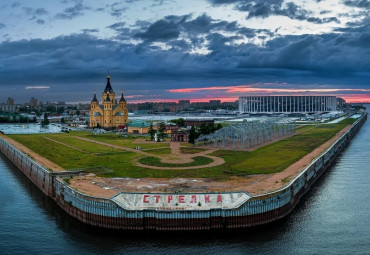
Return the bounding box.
[0,108,369,255]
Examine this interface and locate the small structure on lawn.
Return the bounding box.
[171,130,189,142]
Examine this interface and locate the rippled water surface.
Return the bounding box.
[1,108,370,255]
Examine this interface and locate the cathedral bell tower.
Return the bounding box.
[119,91,126,108]
[90,92,99,110]
[102,92,113,127]
[102,75,115,104]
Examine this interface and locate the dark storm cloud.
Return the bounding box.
[55,2,87,19]
[307,17,340,24]
[135,16,187,41]
[334,17,370,33]
[237,33,370,75]
[133,14,259,43]
[81,28,99,33]
[1,13,370,102]
[21,7,48,24]
[207,0,339,24]
[207,0,241,4]
[183,14,213,33]
[344,0,370,8]
[107,22,126,30]
[2,29,369,81]
[36,19,45,25]
[244,1,338,24]
[182,14,252,35]
[0,23,5,29]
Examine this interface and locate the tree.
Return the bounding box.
[148,123,156,141]
[32,116,37,123]
[170,118,185,127]
[57,106,65,114]
[41,113,49,127]
[158,123,166,140]
[188,126,196,144]
[199,123,208,134]
[46,105,56,112]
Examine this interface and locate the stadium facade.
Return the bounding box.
[239,95,337,113]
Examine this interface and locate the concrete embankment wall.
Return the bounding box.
[0,139,53,196]
[0,113,367,231]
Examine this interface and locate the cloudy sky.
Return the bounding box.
[0,0,370,104]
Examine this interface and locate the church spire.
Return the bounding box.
[120,91,126,102]
[91,91,98,102]
[104,74,114,93]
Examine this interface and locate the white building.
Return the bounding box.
[239,96,337,113]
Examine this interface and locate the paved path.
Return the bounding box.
[73,136,225,170]
[44,137,86,153]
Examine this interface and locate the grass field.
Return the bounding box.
[8,118,355,179]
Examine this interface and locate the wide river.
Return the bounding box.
[1,108,370,254]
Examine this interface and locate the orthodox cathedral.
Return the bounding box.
[89,75,128,128]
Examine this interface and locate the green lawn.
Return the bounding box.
[7,118,354,179]
[141,147,172,155]
[71,132,172,150]
[48,135,122,154]
[207,121,354,175]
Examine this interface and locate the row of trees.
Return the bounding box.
[148,123,166,141]
[188,123,223,144]
[145,119,223,143]
[170,118,185,127]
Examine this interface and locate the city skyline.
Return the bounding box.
[1,0,370,103]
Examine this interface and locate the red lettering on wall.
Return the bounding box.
[143,195,149,203]
[190,195,197,203]
[168,195,173,203]
[217,194,223,203]
[204,195,210,203]
[154,195,160,203]
[179,195,185,203]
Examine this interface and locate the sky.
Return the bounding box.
[0,0,370,104]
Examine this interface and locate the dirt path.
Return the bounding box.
[73,136,225,169]
[0,134,64,172]
[134,154,225,170]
